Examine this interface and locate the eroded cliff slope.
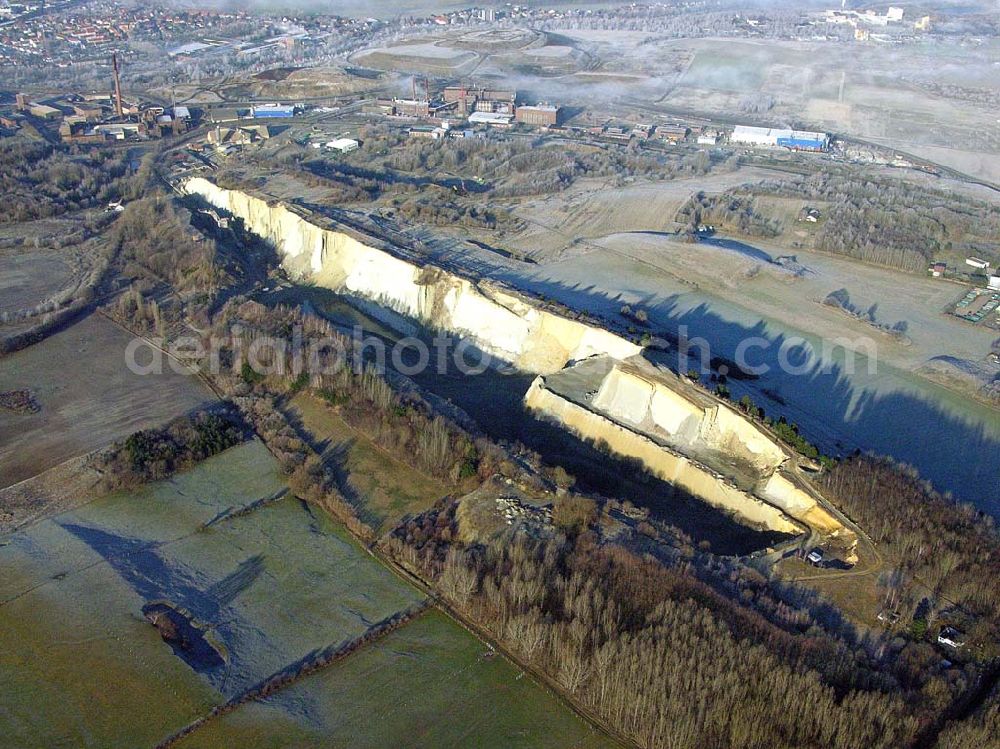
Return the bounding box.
[184,177,640,374]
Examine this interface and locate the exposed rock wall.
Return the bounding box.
[183,178,641,374]
[524,379,802,534]
[185,178,847,541]
[593,362,786,473]
[527,358,847,537]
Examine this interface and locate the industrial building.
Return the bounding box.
[28,104,61,120]
[209,124,271,149]
[443,86,515,116]
[697,129,720,146]
[327,137,359,153]
[515,103,560,127]
[600,125,632,143]
[730,125,830,151]
[654,124,688,143]
[468,111,512,128]
[251,104,296,119]
[21,54,197,145]
[391,98,431,118]
[91,122,144,140]
[408,125,447,140]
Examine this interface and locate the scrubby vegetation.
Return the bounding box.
[387,503,984,749]
[712,174,1000,272]
[361,127,716,194]
[211,301,503,485]
[390,193,510,230]
[0,389,41,414]
[98,407,248,490]
[111,198,229,293]
[0,140,131,222]
[226,127,731,211]
[935,681,1000,749]
[679,190,782,237]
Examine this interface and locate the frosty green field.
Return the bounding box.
[0,442,422,747]
[1,440,613,747]
[176,609,616,749]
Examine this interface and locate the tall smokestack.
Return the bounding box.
[112,53,124,119]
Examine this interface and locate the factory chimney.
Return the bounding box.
[112,53,124,119]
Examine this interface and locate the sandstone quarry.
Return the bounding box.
[184,177,849,542]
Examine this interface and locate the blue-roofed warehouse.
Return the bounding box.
[776,134,828,151]
[731,125,830,152]
[251,104,296,119]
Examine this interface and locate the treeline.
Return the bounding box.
[386,510,944,749]
[0,140,131,222]
[935,679,1000,749]
[679,190,782,238]
[97,407,248,491]
[391,193,512,230]
[823,456,1000,649]
[156,604,429,749]
[736,174,1000,272]
[300,127,725,203]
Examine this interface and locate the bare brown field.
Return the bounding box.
[0,314,213,489]
[0,249,72,316]
[0,214,106,319]
[353,41,480,76]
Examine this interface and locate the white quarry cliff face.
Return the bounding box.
[593,363,786,473]
[181,178,848,541]
[523,377,803,535]
[182,177,642,374]
[527,357,848,538]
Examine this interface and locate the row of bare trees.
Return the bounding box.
[386,512,947,749]
[823,456,1000,653]
[0,140,130,223]
[737,173,1000,272]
